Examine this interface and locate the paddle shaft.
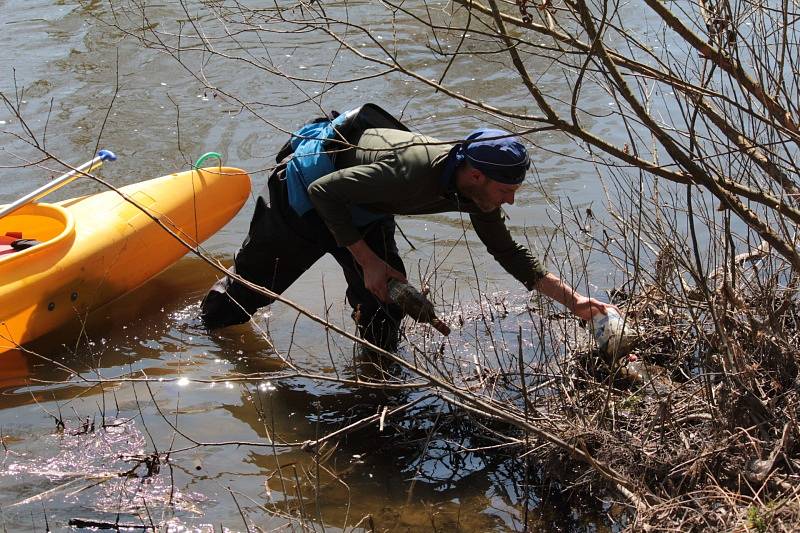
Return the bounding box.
[0,150,116,221]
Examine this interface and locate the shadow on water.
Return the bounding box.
[208,310,614,531]
[221,367,613,531]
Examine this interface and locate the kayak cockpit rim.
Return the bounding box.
[0,203,75,265]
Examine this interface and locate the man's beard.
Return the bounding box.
[461,181,496,212]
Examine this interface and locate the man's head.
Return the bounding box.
[455,128,530,212]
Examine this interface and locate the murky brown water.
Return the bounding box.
[0,1,624,530]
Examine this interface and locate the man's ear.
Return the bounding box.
[470,168,485,184]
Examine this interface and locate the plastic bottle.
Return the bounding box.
[591,308,636,356]
[387,279,451,335]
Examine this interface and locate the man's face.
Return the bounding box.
[468,174,521,213]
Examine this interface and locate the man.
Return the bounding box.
[201,104,615,349]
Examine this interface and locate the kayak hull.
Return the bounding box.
[0,166,251,352]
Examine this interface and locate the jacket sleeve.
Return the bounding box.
[469,209,547,290]
[307,156,406,247]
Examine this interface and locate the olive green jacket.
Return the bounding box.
[307,128,547,289]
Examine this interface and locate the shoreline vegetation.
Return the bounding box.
[3,0,799,530]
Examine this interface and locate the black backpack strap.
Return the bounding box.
[334,103,410,146]
[273,104,408,164]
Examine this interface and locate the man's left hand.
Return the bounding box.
[573,296,619,322]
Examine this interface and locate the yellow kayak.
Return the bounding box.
[0,166,251,353]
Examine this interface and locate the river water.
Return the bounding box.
[0,1,626,530]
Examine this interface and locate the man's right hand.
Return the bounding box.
[362,257,406,303]
[347,239,407,303]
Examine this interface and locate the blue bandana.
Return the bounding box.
[440,128,530,187]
